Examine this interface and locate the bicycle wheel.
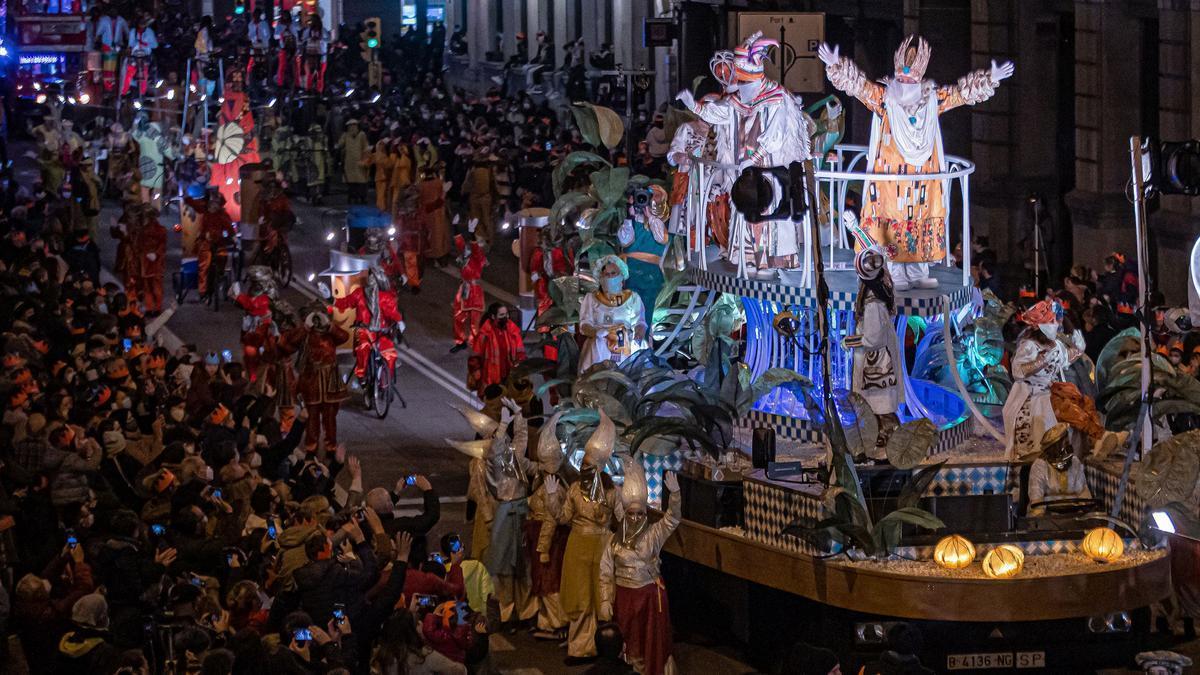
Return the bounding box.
[277,245,293,288]
[373,359,392,419]
[361,356,375,410]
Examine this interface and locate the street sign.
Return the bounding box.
[734,12,825,93]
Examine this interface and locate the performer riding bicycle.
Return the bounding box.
[320,267,405,385]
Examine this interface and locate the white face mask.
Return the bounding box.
[202,466,214,482]
[1039,323,1058,340]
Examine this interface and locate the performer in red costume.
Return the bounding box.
[233,266,278,381]
[280,304,348,453]
[321,268,405,381]
[450,220,487,353]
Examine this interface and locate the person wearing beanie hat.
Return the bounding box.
[598,461,680,675]
[56,592,118,673]
[1004,300,1068,458]
[843,247,903,458]
[549,412,621,663]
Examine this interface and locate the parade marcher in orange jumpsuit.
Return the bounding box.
[111,202,143,302]
[187,191,235,298]
[322,267,405,383]
[394,188,425,292]
[133,204,167,315]
[280,304,348,453]
[450,221,487,353]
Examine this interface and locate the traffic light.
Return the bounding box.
[1144,138,1200,196]
[234,0,245,14]
[360,17,381,62]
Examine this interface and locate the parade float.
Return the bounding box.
[529,32,1188,672]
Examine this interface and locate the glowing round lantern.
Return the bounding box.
[933,534,976,570]
[981,544,1024,579]
[1081,527,1125,563]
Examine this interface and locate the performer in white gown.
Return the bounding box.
[578,255,648,373]
[676,32,812,273]
[1004,300,1068,458]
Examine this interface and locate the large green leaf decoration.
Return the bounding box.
[840,392,879,458]
[569,104,603,149]
[579,369,638,395]
[884,418,938,469]
[873,507,945,554]
[898,461,946,509]
[551,151,610,199]
[1136,430,1200,507]
[1096,328,1143,385]
[549,190,598,231]
[590,167,631,208]
[735,368,813,416]
[628,419,720,457]
[581,103,625,149]
[509,357,557,382]
[573,388,631,426]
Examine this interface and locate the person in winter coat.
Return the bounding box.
[289,516,379,625]
[42,425,102,508]
[14,544,96,667]
[53,592,119,675]
[338,120,370,204]
[91,510,176,647]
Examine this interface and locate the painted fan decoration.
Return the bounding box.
[215,122,247,164]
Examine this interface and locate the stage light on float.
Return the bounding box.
[981,544,1024,579]
[1081,527,1124,563]
[933,534,975,570]
[1152,510,1176,534]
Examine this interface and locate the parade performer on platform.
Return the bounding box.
[549,411,620,664]
[526,411,571,640]
[599,462,680,675]
[280,303,348,452]
[621,185,670,326]
[818,35,1014,290]
[122,13,157,97]
[578,255,648,373]
[453,402,535,624]
[1004,300,1067,458]
[676,32,812,272]
[1027,424,1092,516]
[450,221,488,353]
[322,268,403,385]
[667,117,731,251]
[843,247,903,456]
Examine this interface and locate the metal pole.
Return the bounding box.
[1032,197,1040,295]
[1113,134,1154,519]
[182,59,192,136]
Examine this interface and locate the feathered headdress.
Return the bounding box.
[733,32,777,82]
[536,411,566,475]
[893,34,931,83]
[620,456,648,509]
[583,410,616,468]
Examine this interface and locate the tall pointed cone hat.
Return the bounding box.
[451,404,499,438]
[537,411,566,474]
[620,455,648,508]
[583,409,616,468]
[445,438,490,459]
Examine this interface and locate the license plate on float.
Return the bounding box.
[946,651,1045,669]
